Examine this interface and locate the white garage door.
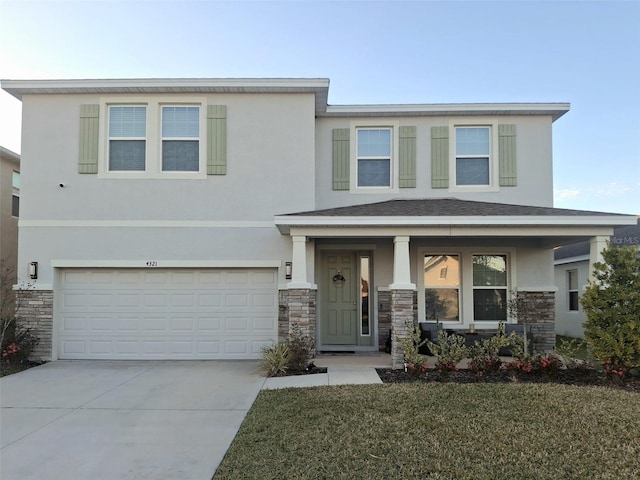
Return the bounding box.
[58,268,278,360]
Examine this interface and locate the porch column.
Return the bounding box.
[288,235,315,289]
[280,235,317,350]
[389,236,416,290]
[589,235,609,282]
[389,236,417,369]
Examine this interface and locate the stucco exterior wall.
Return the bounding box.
[554,259,589,338]
[314,115,554,209]
[17,93,317,284]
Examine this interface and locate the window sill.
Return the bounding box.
[97,171,208,180]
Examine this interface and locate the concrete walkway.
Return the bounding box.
[263,353,390,390]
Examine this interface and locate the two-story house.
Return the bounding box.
[2,78,635,368]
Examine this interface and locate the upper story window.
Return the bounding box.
[108,106,146,171]
[162,106,200,172]
[11,171,19,217]
[87,97,213,179]
[455,127,490,186]
[357,128,392,187]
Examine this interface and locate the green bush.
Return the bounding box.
[1,317,39,364]
[581,244,640,377]
[259,323,315,377]
[259,342,290,377]
[425,329,468,374]
[1,260,39,364]
[286,323,315,373]
[400,324,428,376]
[467,324,512,375]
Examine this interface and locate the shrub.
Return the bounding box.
[425,329,468,375]
[503,358,534,376]
[467,324,514,376]
[602,359,629,383]
[1,260,39,364]
[259,342,290,377]
[535,354,563,377]
[259,323,315,377]
[286,323,315,373]
[556,336,595,375]
[468,356,502,376]
[582,244,640,375]
[400,324,428,376]
[1,319,39,364]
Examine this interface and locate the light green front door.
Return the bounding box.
[321,252,358,345]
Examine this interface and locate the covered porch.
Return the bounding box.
[274,199,635,369]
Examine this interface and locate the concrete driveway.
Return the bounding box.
[0,360,266,480]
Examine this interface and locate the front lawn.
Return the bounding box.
[215,383,640,480]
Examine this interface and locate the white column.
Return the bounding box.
[589,235,609,282]
[389,236,416,290]
[288,235,316,289]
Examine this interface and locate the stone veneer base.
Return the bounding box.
[15,289,53,362]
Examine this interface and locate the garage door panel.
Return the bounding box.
[88,316,113,332]
[198,294,222,307]
[144,294,167,307]
[253,315,276,331]
[58,268,278,359]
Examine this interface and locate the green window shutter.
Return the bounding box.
[399,126,416,188]
[499,124,517,186]
[431,126,449,188]
[332,128,350,190]
[78,104,99,174]
[207,105,227,175]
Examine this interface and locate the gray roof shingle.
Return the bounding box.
[281,198,628,218]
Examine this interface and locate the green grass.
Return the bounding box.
[215,383,640,480]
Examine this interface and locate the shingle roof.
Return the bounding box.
[281,198,627,218]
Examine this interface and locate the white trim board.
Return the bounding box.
[20,220,275,228]
[51,260,282,269]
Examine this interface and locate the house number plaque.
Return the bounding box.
[145,261,158,267]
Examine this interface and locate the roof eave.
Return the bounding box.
[274,214,636,234]
[323,103,571,122]
[0,77,331,115]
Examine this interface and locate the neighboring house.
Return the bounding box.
[0,146,20,282]
[1,78,636,368]
[554,218,640,338]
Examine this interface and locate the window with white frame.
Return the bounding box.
[472,254,507,321]
[161,106,200,172]
[424,255,460,321]
[357,128,392,187]
[455,127,490,186]
[108,106,147,171]
[568,270,579,311]
[11,171,19,217]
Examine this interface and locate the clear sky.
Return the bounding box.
[1,0,638,214]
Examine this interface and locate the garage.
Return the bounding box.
[57,268,278,360]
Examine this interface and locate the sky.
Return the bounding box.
[1,0,638,214]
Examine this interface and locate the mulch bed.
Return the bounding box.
[284,364,328,376]
[376,368,640,393]
[0,361,44,378]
